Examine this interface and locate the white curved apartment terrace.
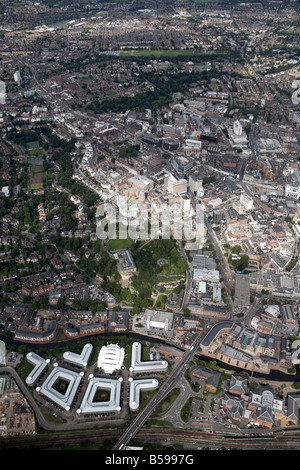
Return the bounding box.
[26,352,50,386]
[130,341,168,373]
[78,376,122,415]
[63,343,93,367]
[38,365,83,412]
[25,341,168,414]
[128,377,159,411]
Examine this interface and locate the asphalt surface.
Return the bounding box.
[112,332,205,450]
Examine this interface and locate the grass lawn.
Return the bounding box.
[105,237,135,251]
[30,182,43,190]
[28,148,44,156]
[31,164,44,172]
[155,294,168,309]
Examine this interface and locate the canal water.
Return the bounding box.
[2,331,300,383]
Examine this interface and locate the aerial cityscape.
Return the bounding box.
[0,0,300,455]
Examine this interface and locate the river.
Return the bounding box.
[1,331,300,383]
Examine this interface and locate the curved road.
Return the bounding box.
[0,365,123,433]
[0,366,56,432]
[0,331,205,449]
[0,328,204,439]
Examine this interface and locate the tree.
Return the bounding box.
[132,306,140,315]
[56,297,66,310]
[183,308,190,317]
[40,297,49,309]
[72,299,81,310]
[237,255,249,271]
[32,301,40,311]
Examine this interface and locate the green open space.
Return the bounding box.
[28,147,44,156]
[154,294,168,309]
[130,239,186,299]
[29,162,44,190]
[105,237,135,251]
[120,49,198,59]
[31,164,44,173]
[29,182,43,190]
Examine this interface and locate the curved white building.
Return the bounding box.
[97,344,124,374]
[63,343,93,367]
[128,377,159,411]
[0,340,6,366]
[0,81,6,105]
[39,366,82,411]
[78,376,122,414]
[26,352,50,386]
[130,342,168,374]
[292,347,300,365]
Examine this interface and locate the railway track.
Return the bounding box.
[1,427,300,450]
[0,429,122,450]
[137,428,300,450]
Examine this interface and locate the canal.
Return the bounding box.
[1,331,300,383]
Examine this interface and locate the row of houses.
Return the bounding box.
[64,310,130,338]
[13,310,131,343]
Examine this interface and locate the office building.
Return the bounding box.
[0,81,6,105]
[164,173,187,195]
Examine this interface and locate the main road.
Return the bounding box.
[112,331,205,450]
[204,214,234,296]
[178,247,192,310]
